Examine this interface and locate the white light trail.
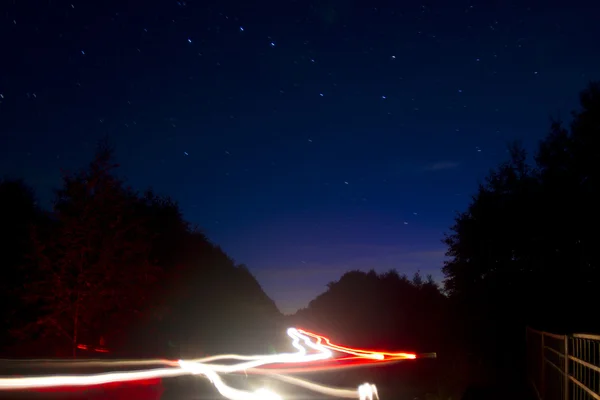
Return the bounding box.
[268,374,375,399]
[0,327,400,400]
[0,367,184,389]
[358,383,379,400]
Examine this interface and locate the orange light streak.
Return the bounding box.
[296,329,417,361]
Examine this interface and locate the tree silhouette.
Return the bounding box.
[292,268,447,353]
[14,142,160,357]
[153,238,283,357]
[441,82,600,375]
[443,142,538,304]
[533,82,600,332]
[289,269,454,400]
[0,178,47,354]
[4,141,285,360]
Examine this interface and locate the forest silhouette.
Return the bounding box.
[0,82,598,400]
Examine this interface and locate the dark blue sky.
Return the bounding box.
[1,0,599,313]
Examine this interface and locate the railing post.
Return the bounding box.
[564,335,569,400]
[541,332,545,400]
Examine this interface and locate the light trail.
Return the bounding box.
[0,328,326,390]
[0,327,419,400]
[268,374,375,399]
[247,358,403,375]
[297,329,416,361]
[178,360,282,400]
[191,328,332,373]
[0,367,185,389]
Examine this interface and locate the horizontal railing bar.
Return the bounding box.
[545,346,566,358]
[527,329,565,340]
[544,332,567,340]
[527,326,600,400]
[569,375,600,400]
[527,327,599,340]
[572,333,600,341]
[544,358,566,375]
[569,355,600,374]
[529,378,542,400]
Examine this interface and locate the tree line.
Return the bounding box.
[0,82,597,398]
[442,82,599,374]
[0,140,283,359]
[280,82,598,398]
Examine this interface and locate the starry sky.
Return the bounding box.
[1,0,599,314]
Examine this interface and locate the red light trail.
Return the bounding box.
[0,327,427,400]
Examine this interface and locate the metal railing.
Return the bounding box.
[527,327,600,400]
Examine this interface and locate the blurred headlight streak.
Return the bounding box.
[0,327,420,400]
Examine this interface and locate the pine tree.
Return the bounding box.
[17,141,158,356]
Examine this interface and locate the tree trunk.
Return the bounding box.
[73,296,79,358]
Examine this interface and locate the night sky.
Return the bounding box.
[1,0,599,314]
